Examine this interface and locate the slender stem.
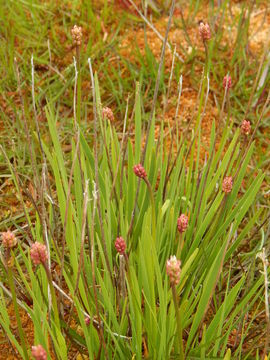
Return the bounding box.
[76,46,81,124]
[44,264,60,329]
[172,284,184,359]
[177,233,183,258]
[145,178,156,242]
[119,255,126,298]
[163,45,176,117]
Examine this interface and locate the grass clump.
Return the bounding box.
[0,1,270,359]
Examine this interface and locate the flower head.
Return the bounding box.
[177,214,188,233]
[71,25,82,46]
[32,345,47,360]
[102,107,114,122]
[133,164,147,179]
[2,230,17,248]
[115,237,126,255]
[223,75,232,90]
[241,120,251,135]
[166,255,181,286]
[85,316,90,326]
[30,242,48,266]
[222,176,233,194]
[199,22,211,41]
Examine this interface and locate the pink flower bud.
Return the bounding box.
[115,237,126,255]
[133,164,147,179]
[102,107,114,122]
[71,25,82,46]
[222,176,233,194]
[241,120,251,135]
[223,75,232,90]
[166,256,181,286]
[30,242,48,266]
[199,22,211,41]
[2,230,17,248]
[177,214,189,233]
[31,345,47,360]
[85,316,90,326]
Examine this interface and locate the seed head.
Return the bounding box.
[241,120,251,135]
[166,255,181,286]
[199,22,211,41]
[177,214,188,233]
[133,164,147,179]
[30,242,48,266]
[222,176,233,194]
[102,107,114,122]
[223,75,232,90]
[115,237,126,255]
[71,25,82,46]
[32,345,47,360]
[2,230,17,248]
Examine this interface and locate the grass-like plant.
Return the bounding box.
[0,61,267,358]
[0,1,269,359]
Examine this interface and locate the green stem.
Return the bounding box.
[7,263,29,359]
[44,264,60,329]
[195,40,210,131]
[76,46,81,125]
[176,233,183,258]
[172,284,184,360]
[145,178,156,242]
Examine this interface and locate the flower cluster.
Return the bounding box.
[102,107,114,122]
[166,256,181,286]
[71,25,82,46]
[199,22,211,41]
[223,75,232,90]
[222,176,233,194]
[241,120,251,135]
[115,237,126,255]
[1,230,17,248]
[133,164,147,179]
[32,345,47,360]
[30,242,48,266]
[177,214,188,233]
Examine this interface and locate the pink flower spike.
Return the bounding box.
[2,230,17,248]
[102,107,114,122]
[31,344,47,360]
[30,242,48,266]
[177,214,188,233]
[166,255,181,286]
[133,164,147,179]
[222,176,233,194]
[199,22,211,41]
[223,75,232,90]
[115,237,126,255]
[241,120,251,135]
